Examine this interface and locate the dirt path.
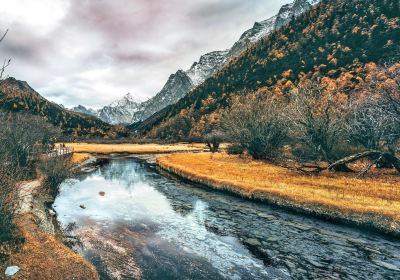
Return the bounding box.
[4,180,100,279]
[17,180,41,215]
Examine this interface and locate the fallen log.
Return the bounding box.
[328,150,400,173]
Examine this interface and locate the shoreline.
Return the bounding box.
[2,156,101,279]
[156,154,400,239]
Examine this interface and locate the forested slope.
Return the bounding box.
[133,0,399,140]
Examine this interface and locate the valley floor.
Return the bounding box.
[66,142,206,154]
[157,153,400,236]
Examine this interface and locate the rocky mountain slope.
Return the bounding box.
[132,70,193,122]
[73,0,317,125]
[0,78,125,137]
[71,105,97,116]
[186,51,230,87]
[132,0,399,139]
[97,93,142,125]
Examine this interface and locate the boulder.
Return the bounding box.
[5,266,20,277]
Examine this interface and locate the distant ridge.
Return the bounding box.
[0,77,126,138]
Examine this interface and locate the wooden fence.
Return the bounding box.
[46,146,74,159]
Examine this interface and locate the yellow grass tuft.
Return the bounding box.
[157,153,400,221]
[70,153,91,164]
[8,215,99,280]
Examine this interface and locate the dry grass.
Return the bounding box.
[157,153,400,221]
[7,215,99,280]
[70,153,91,164]
[66,143,206,154]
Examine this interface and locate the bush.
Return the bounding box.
[222,94,288,160]
[0,112,61,170]
[227,144,245,155]
[39,156,74,197]
[204,131,224,153]
[0,167,18,243]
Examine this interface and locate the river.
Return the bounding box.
[53,158,400,279]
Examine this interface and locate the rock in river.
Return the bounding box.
[5,266,20,277]
[244,238,262,247]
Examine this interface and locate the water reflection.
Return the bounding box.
[54,159,287,280]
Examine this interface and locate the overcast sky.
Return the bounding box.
[0,0,289,108]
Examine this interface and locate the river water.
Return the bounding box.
[54,158,400,280]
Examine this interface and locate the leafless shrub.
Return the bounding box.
[346,62,400,155]
[0,165,19,242]
[39,156,74,197]
[285,81,348,163]
[0,112,61,170]
[0,112,61,242]
[222,95,288,160]
[346,100,399,153]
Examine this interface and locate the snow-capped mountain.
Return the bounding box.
[97,93,142,125]
[71,93,142,125]
[186,50,229,87]
[228,16,277,58]
[132,70,193,122]
[275,0,312,29]
[72,0,318,125]
[71,105,97,116]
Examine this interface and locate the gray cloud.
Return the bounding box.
[0,0,289,108]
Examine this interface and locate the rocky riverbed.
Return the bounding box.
[54,158,400,279]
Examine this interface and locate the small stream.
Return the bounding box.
[54,158,400,280]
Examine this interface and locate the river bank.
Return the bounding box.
[156,153,400,237]
[53,157,400,279]
[66,142,206,155]
[1,156,100,279]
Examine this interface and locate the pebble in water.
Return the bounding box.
[5,266,20,277]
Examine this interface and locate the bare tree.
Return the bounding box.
[285,81,347,163]
[0,113,61,169]
[222,94,288,160]
[346,100,399,153]
[328,63,400,174]
[0,29,11,80]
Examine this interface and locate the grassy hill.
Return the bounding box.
[0,78,127,138]
[132,0,399,140]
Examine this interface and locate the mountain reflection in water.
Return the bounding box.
[54,158,400,280]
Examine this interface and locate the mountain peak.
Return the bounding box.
[1,77,32,91]
[123,92,138,102]
[110,93,141,108]
[275,0,313,28]
[186,51,229,87]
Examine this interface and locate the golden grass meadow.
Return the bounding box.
[157,153,400,221]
